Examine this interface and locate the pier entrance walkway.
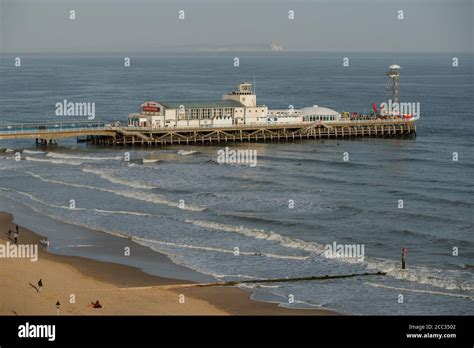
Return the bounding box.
[0,121,113,143]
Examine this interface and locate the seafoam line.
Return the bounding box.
[14,169,204,212]
[82,166,157,189]
[47,152,122,161]
[365,282,473,300]
[134,236,308,260]
[0,187,152,217]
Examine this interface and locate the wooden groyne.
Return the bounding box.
[90,120,416,146]
[160,271,387,290]
[70,271,386,293]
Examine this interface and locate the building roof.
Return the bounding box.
[159,100,244,109]
[301,105,340,116]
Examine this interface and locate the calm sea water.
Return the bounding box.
[0,53,473,314]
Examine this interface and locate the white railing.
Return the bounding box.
[0,127,109,135]
[120,118,413,132]
[0,121,109,135]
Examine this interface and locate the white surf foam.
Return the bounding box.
[133,236,305,260]
[186,219,325,254]
[82,167,157,189]
[366,259,474,292]
[22,150,44,155]
[56,244,96,249]
[212,274,261,280]
[177,150,198,156]
[47,152,122,161]
[142,159,160,164]
[239,283,282,289]
[116,190,205,211]
[25,156,83,166]
[365,282,473,300]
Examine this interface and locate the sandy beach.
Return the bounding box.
[0,212,335,315]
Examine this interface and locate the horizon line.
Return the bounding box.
[1,50,473,55]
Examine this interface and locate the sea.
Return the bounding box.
[0,52,473,314]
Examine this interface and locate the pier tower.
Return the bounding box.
[386,65,401,104]
[222,82,256,107]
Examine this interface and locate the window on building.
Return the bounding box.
[213,108,223,118]
[224,108,233,117]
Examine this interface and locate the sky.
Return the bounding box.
[0,0,472,53]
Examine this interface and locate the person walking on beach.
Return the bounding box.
[37,279,43,293]
[16,225,19,234]
[7,229,11,239]
[13,231,18,244]
[40,237,50,251]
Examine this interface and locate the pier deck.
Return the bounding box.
[0,119,415,146]
[95,119,416,146]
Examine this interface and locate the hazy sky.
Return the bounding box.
[0,0,472,53]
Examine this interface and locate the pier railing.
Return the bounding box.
[120,118,411,133]
[0,121,107,135]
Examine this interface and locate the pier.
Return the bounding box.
[0,119,415,147]
[93,119,416,146]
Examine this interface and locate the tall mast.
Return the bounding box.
[386,65,401,104]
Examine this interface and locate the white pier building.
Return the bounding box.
[128,83,341,128]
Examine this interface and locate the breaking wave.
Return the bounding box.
[142,159,160,164]
[365,282,473,300]
[82,167,157,189]
[15,170,204,212]
[133,236,308,261]
[185,219,325,254]
[47,152,122,161]
[22,150,44,155]
[366,259,474,292]
[25,156,83,166]
[114,190,205,212]
[177,150,198,156]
